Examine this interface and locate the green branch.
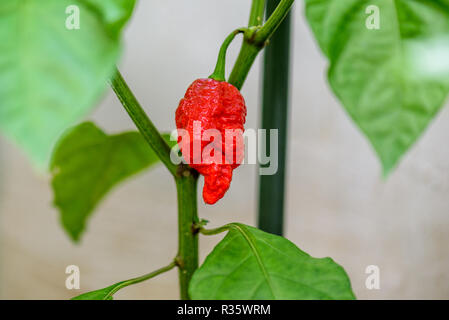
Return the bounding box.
[254,0,294,44]
[228,0,294,89]
[248,0,266,27]
[109,69,178,176]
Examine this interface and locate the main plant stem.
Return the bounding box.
[110,0,295,301]
[110,70,198,299]
[175,168,199,299]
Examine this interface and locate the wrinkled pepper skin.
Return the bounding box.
[176,78,247,204]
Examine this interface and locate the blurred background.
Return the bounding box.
[1,0,449,299]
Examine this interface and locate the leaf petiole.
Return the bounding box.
[73,261,177,300]
[196,223,231,236]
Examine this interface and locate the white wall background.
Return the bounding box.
[1,0,449,299]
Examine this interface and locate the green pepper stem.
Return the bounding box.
[209,29,245,82]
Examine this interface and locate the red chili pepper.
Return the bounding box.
[176,78,247,204]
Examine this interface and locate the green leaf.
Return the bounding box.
[190,224,355,300]
[305,0,449,174]
[72,283,119,300]
[0,0,136,166]
[50,122,175,242]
